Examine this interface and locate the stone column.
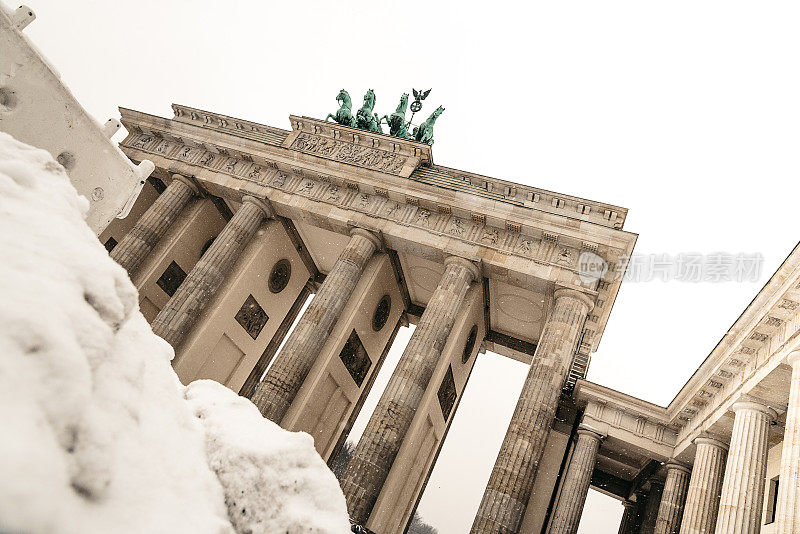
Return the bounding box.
[713,400,776,534]
[618,500,639,534]
[632,490,649,533]
[547,426,604,534]
[151,196,271,348]
[679,436,728,534]
[471,288,594,534]
[640,479,665,534]
[654,463,691,534]
[340,256,481,525]
[111,174,198,274]
[251,228,381,423]
[776,350,800,534]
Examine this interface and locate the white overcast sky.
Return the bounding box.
[16,1,800,532]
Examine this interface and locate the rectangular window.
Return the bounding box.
[766,476,779,524]
[156,260,187,297]
[234,294,269,340]
[103,236,118,252]
[338,330,371,387]
[437,365,457,421]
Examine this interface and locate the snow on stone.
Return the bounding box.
[0,132,350,533]
[186,380,351,533]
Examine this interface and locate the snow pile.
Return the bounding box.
[0,132,350,533]
[186,381,351,533]
[0,132,233,533]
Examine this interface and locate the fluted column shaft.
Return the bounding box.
[618,500,639,534]
[151,196,271,348]
[547,427,604,534]
[776,351,800,533]
[679,437,728,534]
[251,228,381,422]
[340,256,480,525]
[471,288,594,534]
[111,174,197,274]
[714,400,776,534]
[654,463,691,534]
[640,480,665,534]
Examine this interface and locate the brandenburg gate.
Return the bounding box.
[104,101,637,533]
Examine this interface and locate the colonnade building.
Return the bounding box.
[103,104,800,534]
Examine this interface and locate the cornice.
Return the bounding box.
[410,165,628,230]
[575,380,671,422]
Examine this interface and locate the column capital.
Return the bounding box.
[242,195,274,218]
[349,227,382,250]
[576,424,605,441]
[787,349,800,366]
[172,173,201,194]
[664,460,691,475]
[646,476,664,490]
[553,287,595,312]
[444,255,481,283]
[693,434,729,451]
[732,398,778,421]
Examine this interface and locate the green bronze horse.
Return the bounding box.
[413,105,444,145]
[326,89,356,127]
[356,89,383,133]
[381,93,411,139]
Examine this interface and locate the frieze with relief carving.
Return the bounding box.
[290,132,407,174]
[121,130,614,279]
[284,174,589,270]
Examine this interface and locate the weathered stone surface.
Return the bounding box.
[251,228,381,423]
[547,426,604,534]
[776,351,800,534]
[151,196,271,348]
[654,463,690,534]
[679,437,727,534]
[471,288,593,534]
[111,174,197,274]
[714,401,776,534]
[340,256,480,525]
[109,104,800,534]
[640,479,664,534]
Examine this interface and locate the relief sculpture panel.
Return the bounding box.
[290,133,407,175]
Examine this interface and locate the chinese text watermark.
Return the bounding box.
[606,253,763,283]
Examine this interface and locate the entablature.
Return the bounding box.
[159,105,628,229]
[576,244,800,460]
[665,244,800,450]
[118,105,638,353]
[575,380,677,461]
